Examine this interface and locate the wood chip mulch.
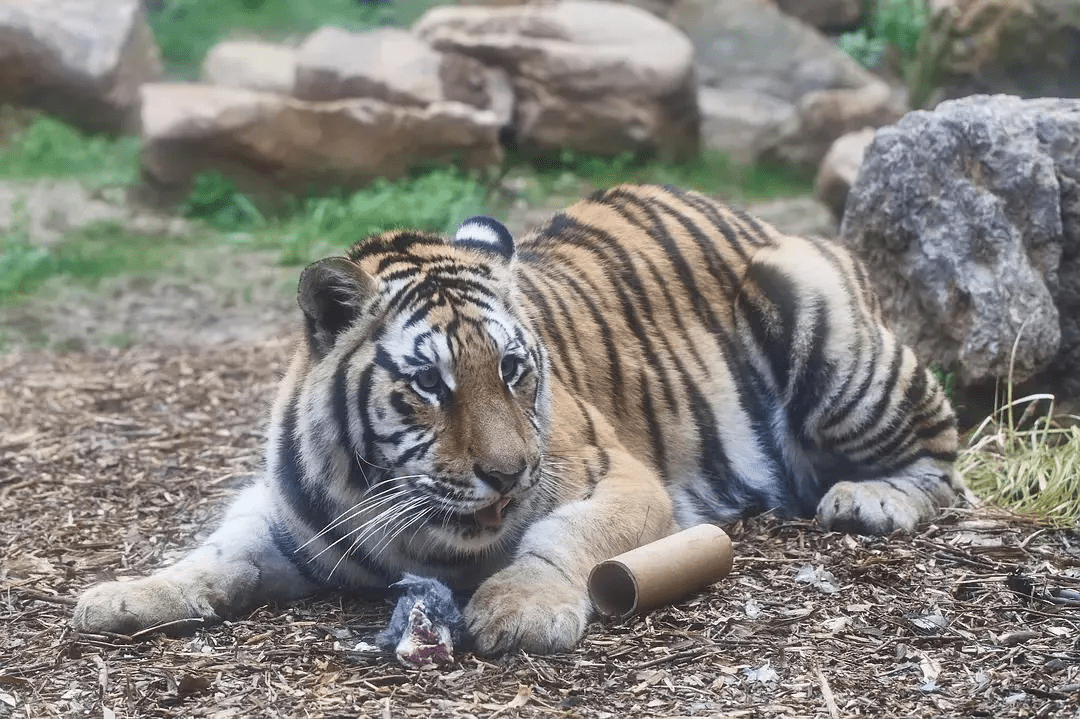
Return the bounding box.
[2,343,1079,718]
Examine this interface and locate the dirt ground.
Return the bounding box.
[1,216,1079,718]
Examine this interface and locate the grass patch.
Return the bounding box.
[0,115,141,186]
[275,168,489,264]
[0,221,204,304]
[149,0,452,79]
[959,329,1080,526]
[178,153,810,267]
[960,391,1080,527]
[522,149,813,202]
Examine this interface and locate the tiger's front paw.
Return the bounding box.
[465,556,590,656]
[72,576,211,635]
[817,480,933,535]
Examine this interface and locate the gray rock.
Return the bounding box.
[672,0,874,102]
[670,0,901,170]
[747,196,837,240]
[698,88,795,165]
[839,95,1080,394]
[0,0,162,133]
[415,0,699,160]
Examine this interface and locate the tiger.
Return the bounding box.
[71,184,961,655]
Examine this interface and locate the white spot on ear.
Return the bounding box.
[454,216,514,260]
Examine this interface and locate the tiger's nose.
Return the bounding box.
[474,463,525,494]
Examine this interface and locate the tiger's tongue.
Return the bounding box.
[474,498,511,529]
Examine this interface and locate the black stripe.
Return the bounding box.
[520,258,626,411]
[640,371,667,471]
[830,340,906,447]
[275,399,334,534]
[787,299,831,436]
[270,520,326,586]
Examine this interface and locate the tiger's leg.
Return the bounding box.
[71,482,318,635]
[738,233,961,535]
[466,446,677,655]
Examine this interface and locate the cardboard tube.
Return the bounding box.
[588,524,733,620]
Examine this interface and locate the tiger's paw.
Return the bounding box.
[465,557,590,656]
[817,480,934,535]
[71,576,211,636]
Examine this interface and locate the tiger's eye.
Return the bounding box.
[414,367,442,393]
[500,355,523,384]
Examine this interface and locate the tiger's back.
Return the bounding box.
[516,184,958,530]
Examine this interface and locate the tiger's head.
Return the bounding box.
[289,217,552,580]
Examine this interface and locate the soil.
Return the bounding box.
[1,193,1078,718]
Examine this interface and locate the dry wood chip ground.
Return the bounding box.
[2,343,1080,718]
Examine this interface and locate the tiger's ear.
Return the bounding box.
[454,216,515,261]
[297,257,376,358]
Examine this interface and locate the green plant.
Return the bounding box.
[0,115,141,186]
[181,171,265,230]
[837,29,888,69]
[278,167,489,265]
[929,361,957,400]
[840,0,930,68]
[520,149,813,202]
[0,220,202,304]
[0,222,52,302]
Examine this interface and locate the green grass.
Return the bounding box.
[149,0,452,79]
[274,168,490,265]
[521,149,813,203]
[0,221,204,304]
[839,0,929,69]
[0,115,141,186]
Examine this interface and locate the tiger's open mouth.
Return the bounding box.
[473,497,513,530]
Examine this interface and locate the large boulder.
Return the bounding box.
[839,96,1080,396]
[0,0,162,134]
[935,0,1080,100]
[669,0,901,170]
[139,84,503,198]
[414,0,699,160]
[294,26,512,125]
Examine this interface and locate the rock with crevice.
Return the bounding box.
[415,0,699,160]
[839,95,1080,396]
[0,0,162,133]
[294,26,512,127]
[140,83,503,199]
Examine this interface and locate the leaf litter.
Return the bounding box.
[2,343,1080,718]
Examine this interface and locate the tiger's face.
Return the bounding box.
[296,219,552,566]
